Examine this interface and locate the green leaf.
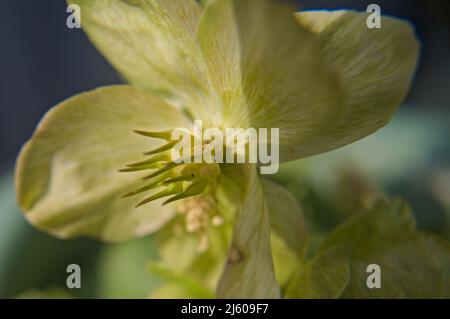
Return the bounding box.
[294,10,420,157]
[320,198,416,255]
[16,85,190,242]
[284,251,350,299]
[320,198,450,298]
[216,164,280,298]
[340,234,450,298]
[285,198,450,298]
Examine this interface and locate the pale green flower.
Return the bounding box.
[15,0,419,298]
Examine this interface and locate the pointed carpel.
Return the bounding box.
[135,182,183,208]
[163,179,210,205]
[120,128,222,208]
[118,161,165,172]
[127,153,171,167]
[134,130,172,141]
[122,172,171,198]
[144,140,180,155]
[143,162,179,179]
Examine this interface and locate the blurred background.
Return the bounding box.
[0,0,449,298]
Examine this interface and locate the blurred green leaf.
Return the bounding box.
[15,286,73,299]
[286,198,450,298]
[323,199,450,298]
[320,198,416,253]
[93,235,160,298]
[340,233,450,298]
[284,251,349,299]
[0,172,100,298]
[147,262,214,298]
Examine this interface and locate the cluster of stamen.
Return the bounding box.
[176,196,224,252]
[119,129,221,208]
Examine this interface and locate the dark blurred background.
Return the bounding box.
[0,0,449,298]
[0,0,449,172]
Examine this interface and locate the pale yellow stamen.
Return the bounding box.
[176,196,224,252]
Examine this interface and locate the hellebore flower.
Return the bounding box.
[15,0,419,298]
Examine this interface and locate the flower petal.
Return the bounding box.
[216,164,279,298]
[262,179,307,287]
[197,0,343,161]
[263,179,307,257]
[69,0,219,121]
[15,85,191,242]
[293,10,420,157]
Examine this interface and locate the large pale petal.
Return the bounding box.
[69,0,220,122]
[216,164,280,298]
[15,85,191,242]
[197,0,343,161]
[293,10,420,157]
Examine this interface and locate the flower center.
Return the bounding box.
[119,129,221,208]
